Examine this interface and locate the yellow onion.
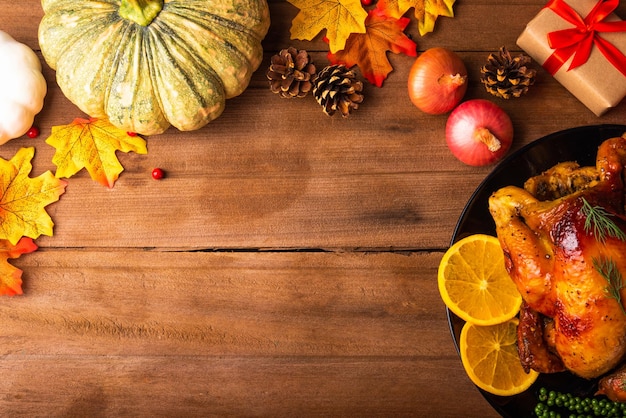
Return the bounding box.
[408,47,468,115]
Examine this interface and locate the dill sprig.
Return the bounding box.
[593,256,626,315]
[581,198,626,244]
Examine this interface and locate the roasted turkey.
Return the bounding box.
[488,135,626,381]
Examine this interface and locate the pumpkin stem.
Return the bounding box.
[119,0,163,26]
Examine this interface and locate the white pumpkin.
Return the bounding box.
[0,31,47,144]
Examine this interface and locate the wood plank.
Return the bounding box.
[3,2,625,251]
[6,251,446,355]
[10,1,626,54]
[2,48,622,250]
[0,355,498,417]
[4,2,545,52]
[1,250,497,417]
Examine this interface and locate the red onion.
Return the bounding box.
[445,99,513,166]
[407,47,468,115]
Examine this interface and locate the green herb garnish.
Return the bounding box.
[581,198,626,243]
[593,256,626,315]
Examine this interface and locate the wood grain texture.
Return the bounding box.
[2,0,624,416]
[0,356,486,417]
[2,250,497,417]
[7,251,445,356]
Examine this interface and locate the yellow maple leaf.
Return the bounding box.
[288,0,368,53]
[0,237,38,296]
[0,147,67,245]
[46,118,148,188]
[377,0,456,35]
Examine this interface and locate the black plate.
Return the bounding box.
[447,124,626,417]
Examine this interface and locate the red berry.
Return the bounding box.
[26,126,40,138]
[151,168,165,180]
[361,0,375,5]
[127,131,137,137]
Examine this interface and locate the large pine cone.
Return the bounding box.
[267,47,316,98]
[480,47,536,99]
[312,64,364,117]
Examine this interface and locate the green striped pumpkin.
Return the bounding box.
[38,0,270,135]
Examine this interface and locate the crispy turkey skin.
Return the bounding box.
[488,136,626,380]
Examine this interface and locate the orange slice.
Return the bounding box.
[438,234,521,326]
[460,319,539,396]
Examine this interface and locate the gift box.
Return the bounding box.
[517,0,626,116]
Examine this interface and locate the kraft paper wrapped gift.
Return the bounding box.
[517,0,626,116]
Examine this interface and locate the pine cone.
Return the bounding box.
[480,47,536,99]
[312,64,364,117]
[267,47,316,98]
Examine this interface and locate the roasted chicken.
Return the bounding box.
[516,300,565,374]
[597,363,626,402]
[488,135,626,380]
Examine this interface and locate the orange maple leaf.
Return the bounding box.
[0,237,38,296]
[0,147,67,245]
[288,0,368,53]
[327,8,417,87]
[377,0,456,35]
[46,118,148,188]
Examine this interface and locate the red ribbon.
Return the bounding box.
[542,0,626,77]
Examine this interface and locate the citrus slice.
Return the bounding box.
[460,318,539,396]
[438,234,521,326]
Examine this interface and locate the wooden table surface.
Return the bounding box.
[3,1,626,417]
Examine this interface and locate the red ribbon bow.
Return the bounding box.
[542,0,626,77]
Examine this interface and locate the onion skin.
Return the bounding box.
[445,99,513,167]
[408,47,468,115]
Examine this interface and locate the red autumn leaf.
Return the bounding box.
[327,8,417,87]
[0,237,38,296]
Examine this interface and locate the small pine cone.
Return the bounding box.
[312,64,364,117]
[480,46,536,99]
[267,47,317,98]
